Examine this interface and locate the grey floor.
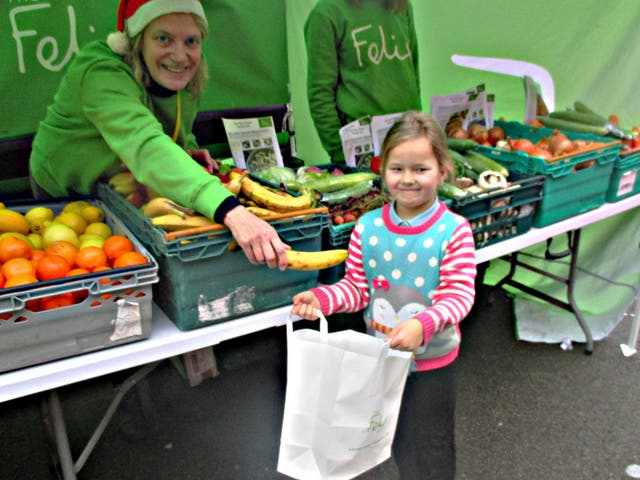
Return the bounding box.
[1,287,639,480]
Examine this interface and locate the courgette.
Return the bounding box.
[463,150,510,178]
[448,149,479,180]
[320,180,373,205]
[437,182,466,199]
[288,171,377,193]
[573,101,608,122]
[536,116,609,136]
[446,138,478,151]
[549,110,607,127]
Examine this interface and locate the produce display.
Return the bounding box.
[0,199,151,311]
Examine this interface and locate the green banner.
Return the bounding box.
[0,0,288,140]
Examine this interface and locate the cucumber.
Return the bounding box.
[463,150,510,178]
[438,182,466,200]
[573,101,608,122]
[549,110,607,127]
[446,138,478,151]
[537,116,609,136]
[289,172,377,193]
[448,149,479,180]
[320,180,373,205]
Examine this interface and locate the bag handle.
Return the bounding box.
[286,308,329,339]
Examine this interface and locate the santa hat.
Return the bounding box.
[107,0,207,55]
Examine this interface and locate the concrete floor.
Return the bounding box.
[1,288,639,480]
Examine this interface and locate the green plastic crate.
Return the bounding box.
[98,182,328,331]
[476,121,621,227]
[606,149,640,202]
[0,199,159,373]
[450,172,545,248]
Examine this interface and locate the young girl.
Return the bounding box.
[291,111,477,479]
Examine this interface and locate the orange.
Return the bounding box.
[45,241,78,266]
[41,292,76,311]
[0,236,32,263]
[66,267,90,277]
[2,257,36,279]
[4,273,39,288]
[36,254,71,281]
[74,246,108,271]
[113,251,148,268]
[30,249,46,267]
[103,235,134,264]
[93,265,112,285]
[0,271,4,289]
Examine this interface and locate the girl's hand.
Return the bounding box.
[291,292,321,320]
[385,319,424,351]
[188,149,218,173]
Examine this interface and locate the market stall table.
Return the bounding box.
[1,193,638,480]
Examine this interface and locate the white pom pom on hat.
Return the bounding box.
[107,0,207,55]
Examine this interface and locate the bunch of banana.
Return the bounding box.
[240,175,315,213]
[285,249,348,271]
[142,197,217,232]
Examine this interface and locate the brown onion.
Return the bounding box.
[549,130,573,155]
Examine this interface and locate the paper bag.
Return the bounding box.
[277,312,412,480]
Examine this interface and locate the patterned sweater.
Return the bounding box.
[311,201,477,371]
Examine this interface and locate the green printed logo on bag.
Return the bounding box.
[368,411,387,432]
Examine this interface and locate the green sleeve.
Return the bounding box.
[407,3,422,110]
[80,64,231,219]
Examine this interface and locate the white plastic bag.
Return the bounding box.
[277,311,412,480]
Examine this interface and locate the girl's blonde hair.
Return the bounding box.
[347,0,409,13]
[380,111,454,181]
[125,14,209,98]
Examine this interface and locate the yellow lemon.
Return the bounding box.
[62,200,92,215]
[28,233,43,250]
[55,211,88,235]
[80,205,105,224]
[84,221,113,239]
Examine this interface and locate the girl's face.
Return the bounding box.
[141,13,202,91]
[384,136,446,220]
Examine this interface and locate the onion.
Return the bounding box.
[549,130,573,156]
[448,127,468,139]
[487,126,505,146]
[511,138,535,155]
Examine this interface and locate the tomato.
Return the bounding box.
[370,156,381,175]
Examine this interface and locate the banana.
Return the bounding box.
[284,249,348,271]
[143,197,194,218]
[240,175,313,213]
[223,171,245,196]
[245,206,280,218]
[151,214,216,232]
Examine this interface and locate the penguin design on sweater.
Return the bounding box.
[369,280,429,355]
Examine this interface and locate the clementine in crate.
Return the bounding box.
[36,254,71,281]
[2,257,36,279]
[3,273,38,288]
[103,235,134,264]
[0,271,4,288]
[0,236,32,263]
[45,241,78,266]
[94,265,112,285]
[113,251,148,268]
[30,249,46,267]
[41,292,76,310]
[75,246,108,271]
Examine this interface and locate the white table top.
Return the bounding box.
[1,194,638,403]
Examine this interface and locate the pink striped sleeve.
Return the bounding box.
[311,225,371,315]
[415,222,477,343]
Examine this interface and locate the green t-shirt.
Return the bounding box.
[29,41,231,220]
[305,0,421,161]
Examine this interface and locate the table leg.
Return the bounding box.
[39,361,162,479]
[621,296,640,356]
[494,229,594,354]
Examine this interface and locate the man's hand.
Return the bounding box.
[188,149,218,173]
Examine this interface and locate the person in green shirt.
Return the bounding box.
[304,0,421,164]
[29,0,288,270]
